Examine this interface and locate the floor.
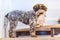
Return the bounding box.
[0,35,60,40]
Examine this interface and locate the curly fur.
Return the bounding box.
[33,4,47,12]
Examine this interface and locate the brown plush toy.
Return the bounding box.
[58,18,60,24]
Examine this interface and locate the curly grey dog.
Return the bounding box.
[4,3,47,38]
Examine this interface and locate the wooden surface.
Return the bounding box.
[14,24,60,32]
[52,24,60,28]
[0,37,60,40]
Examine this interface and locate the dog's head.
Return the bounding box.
[33,3,47,17]
[33,3,47,27]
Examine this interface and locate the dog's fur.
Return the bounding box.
[4,3,47,38]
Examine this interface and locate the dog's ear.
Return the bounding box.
[33,4,47,12]
[42,4,47,11]
[33,4,40,12]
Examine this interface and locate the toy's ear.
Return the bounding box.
[58,18,60,23]
[33,4,40,12]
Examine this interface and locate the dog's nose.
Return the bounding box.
[40,12,43,14]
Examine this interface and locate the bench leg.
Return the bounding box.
[51,28,54,37]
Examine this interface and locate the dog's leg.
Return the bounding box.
[30,22,36,37]
[9,20,18,38]
[29,18,37,37]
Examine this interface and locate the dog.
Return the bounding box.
[4,3,47,38]
[30,3,47,37]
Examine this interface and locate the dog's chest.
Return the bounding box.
[36,15,45,24]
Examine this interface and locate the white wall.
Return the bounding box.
[0,0,12,38]
[0,0,60,38]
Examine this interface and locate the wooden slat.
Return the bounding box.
[14,24,60,32]
[51,24,60,28]
[36,24,60,28]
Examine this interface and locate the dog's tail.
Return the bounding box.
[4,14,8,37]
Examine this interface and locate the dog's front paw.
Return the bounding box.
[35,24,41,28]
[30,32,37,37]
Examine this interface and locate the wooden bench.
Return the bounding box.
[14,24,60,37]
[50,24,60,37]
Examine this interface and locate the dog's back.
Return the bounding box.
[5,10,36,24]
